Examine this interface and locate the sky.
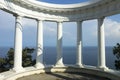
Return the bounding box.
[38,0,89,4]
[0,0,120,47]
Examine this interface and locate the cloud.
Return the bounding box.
[104,18,120,46]
[104,19,120,38]
[43,22,57,34]
[22,18,37,28]
[82,18,120,46]
[82,20,97,46]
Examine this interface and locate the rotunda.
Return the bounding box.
[0,0,120,80]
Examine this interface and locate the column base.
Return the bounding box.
[35,63,44,69]
[55,62,64,67]
[98,66,109,71]
[76,64,84,68]
[12,67,25,73]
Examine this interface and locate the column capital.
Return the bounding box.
[13,14,23,18]
[77,20,83,23]
[16,16,22,21]
[36,19,43,23]
[56,20,63,23]
[57,21,63,28]
[36,18,45,21]
[98,17,105,20]
[77,21,83,26]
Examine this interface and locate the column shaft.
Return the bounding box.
[98,17,107,69]
[56,22,64,66]
[13,15,23,72]
[35,20,44,68]
[76,21,83,67]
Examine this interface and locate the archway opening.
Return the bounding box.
[82,19,97,66]
[105,14,120,69]
[0,10,15,58]
[43,21,57,65]
[63,22,76,64]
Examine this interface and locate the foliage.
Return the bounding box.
[22,47,35,67]
[0,47,35,72]
[113,43,120,70]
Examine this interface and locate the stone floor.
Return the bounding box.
[17,72,111,80]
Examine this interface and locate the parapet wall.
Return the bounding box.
[1,65,120,80]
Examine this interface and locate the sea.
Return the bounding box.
[0,46,116,69]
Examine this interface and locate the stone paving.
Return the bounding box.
[17,72,111,80]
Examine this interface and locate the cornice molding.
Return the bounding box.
[0,0,120,22]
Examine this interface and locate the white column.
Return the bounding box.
[56,21,64,66]
[98,17,107,70]
[35,20,44,69]
[76,21,83,67]
[13,15,24,72]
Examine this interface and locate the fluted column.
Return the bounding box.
[35,20,44,69]
[98,17,107,70]
[76,21,83,67]
[56,21,64,66]
[13,15,24,72]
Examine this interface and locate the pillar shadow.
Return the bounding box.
[43,67,111,80]
[46,72,89,80]
[69,72,111,80]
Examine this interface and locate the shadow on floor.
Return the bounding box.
[46,72,111,80]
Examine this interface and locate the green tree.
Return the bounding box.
[22,47,35,67]
[6,48,14,68]
[0,47,35,72]
[113,43,120,70]
[0,58,7,72]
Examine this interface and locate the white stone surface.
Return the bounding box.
[0,66,120,80]
[35,20,44,69]
[56,22,64,66]
[97,17,108,70]
[0,0,119,21]
[13,15,24,72]
[76,21,83,68]
[0,74,4,80]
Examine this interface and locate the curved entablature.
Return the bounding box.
[0,0,120,22]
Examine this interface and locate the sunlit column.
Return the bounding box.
[13,15,24,72]
[56,21,64,66]
[35,20,44,69]
[76,21,83,67]
[98,17,108,70]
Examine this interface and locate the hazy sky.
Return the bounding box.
[0,0,120,47]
